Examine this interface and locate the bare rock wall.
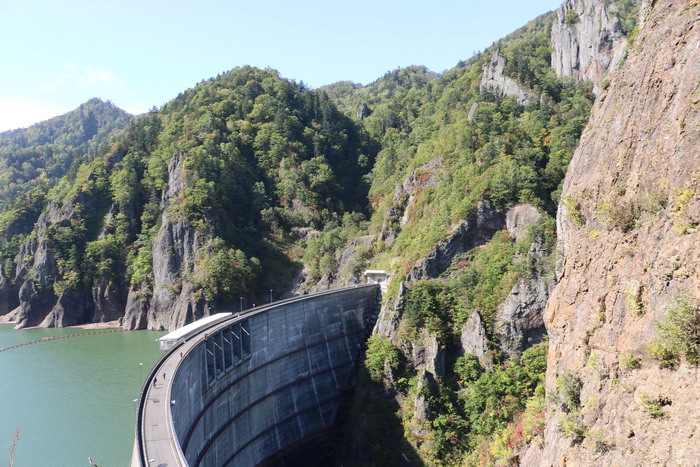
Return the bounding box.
[541,1,700,463]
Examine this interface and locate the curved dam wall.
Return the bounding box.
[141,285,380,466]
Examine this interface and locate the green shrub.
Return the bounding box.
[646,339,679,368]
[402,281,452,338]
[192,238,261,302]
[652,291,700,365]
[671,188,695,234]
[599,201,640,232]
[449,231,517,334]
[454,354,483,386]
[565,9,580,24]
[619,352,641,370]
[557,410,586,443]
[640,394,670,419]
[561,196,584,227]
[365,335,400,382]
[554,371,582,412]
[459,342,548,441]
[626,287,644,315]
[587,430,614,453]
[128,247,153,287]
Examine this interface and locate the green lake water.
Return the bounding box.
[0,324,165,466]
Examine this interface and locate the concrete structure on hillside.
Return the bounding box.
[363,269,390,293]
[132,285,380,466]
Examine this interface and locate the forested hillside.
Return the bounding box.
[316,15,590,466]
[0,67,377,329]
[0,0,648,464]
[0,98,133,209]
[315,0,640,463]
[0,99,133,314]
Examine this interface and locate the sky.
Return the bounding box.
[0,0,564,132]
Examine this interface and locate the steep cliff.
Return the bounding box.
[540,0,700,464]
[550,0,630,93]
[480,49,536,105]
[123,152,211,330]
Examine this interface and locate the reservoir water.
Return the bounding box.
[0,324,165,466]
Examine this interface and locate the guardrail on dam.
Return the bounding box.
[133,284,380,466]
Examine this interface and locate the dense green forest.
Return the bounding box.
[0,99,132,281]
[0,0,642,462]
[112,67,376,300]
[0,68,376,317]
[0,98,133,209]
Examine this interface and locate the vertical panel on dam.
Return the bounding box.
[168,285,379,466]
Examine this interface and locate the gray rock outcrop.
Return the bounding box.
[0,265,18,316]
[496,205,551,357]
[40,287,94,328]
[91,280,125,323]
[121,287,150,330]
[480,49,535,105]
[374,281,406,337]
[460,311,490,364]
[14,203,61,328]
[123,151,212,330]
[409,331,444,379]
[495,273,552,357]
[357,103,371,120]
[407,200,505,281]
[505,203,542,242]
[551,0,627,94]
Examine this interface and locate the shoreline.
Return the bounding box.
[68,320,122,330]
[1,319,122,331]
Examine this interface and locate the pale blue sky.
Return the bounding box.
[0,0,563,132]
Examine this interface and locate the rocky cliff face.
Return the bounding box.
[480,49,535,105]
[373,201,553,446]
[0,264,18,317]
[123,152,212,330]
[13,198,85,328]
[539,0,700,463]
[551,0,627,93]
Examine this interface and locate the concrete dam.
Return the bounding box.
[132,284,381,466]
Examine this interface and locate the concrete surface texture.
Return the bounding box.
[133,285,380,466]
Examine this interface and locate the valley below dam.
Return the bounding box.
[0,324,164,466]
